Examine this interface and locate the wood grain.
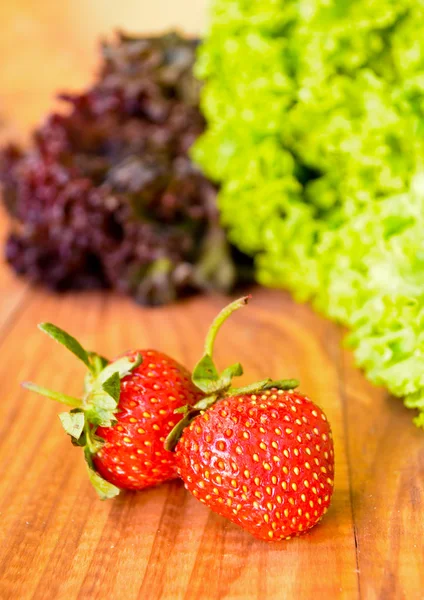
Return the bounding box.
[0,287,358,600]
[0,1,423,599]
[343,350,424,599]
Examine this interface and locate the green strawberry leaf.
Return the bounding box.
[174,405,190,414]
[83,355,142,427]
[216,362,243,388]
[89,390,117,411]
[86,466,120,500]
[39,322,92,371]
[263,379,299,391]
[22,382,83,408]
[192,354,220,392]
[59,411,85,439]
[84,430,105,454]
[230,378,300,396]
[102,372,121,403]
[191,394,218,411]
[84,447,120,500]
[193,360,243,394]
[71,430,87,447]
[97,354,143,384]
[164,413,194,452]
[85,401,118,427]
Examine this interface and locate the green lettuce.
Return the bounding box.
[193,0,424,426]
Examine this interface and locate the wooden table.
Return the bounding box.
[0,3,423,599]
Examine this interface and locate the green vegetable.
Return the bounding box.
[193,0,424,426]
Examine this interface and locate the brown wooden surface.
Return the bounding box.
[0,2,423,599]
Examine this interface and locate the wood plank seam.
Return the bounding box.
[337,326,362,600]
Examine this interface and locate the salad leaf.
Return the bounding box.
[193,0,424,427]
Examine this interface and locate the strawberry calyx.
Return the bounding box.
[22,322,142,499]
[165,296,299,451]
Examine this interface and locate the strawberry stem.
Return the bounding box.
[203,295,251,357]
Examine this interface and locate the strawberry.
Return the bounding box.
[174,390,334,541]
[24,324,203,498]
[166,297,335,541]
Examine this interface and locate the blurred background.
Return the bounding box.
[0,0,207,142]
[0,0,239,308]
[1,0,423,420]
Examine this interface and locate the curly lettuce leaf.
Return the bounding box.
[193,0,424,426]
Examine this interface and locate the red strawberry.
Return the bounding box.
[166,296,335,541]
[24,324,202,498]
[174,390,334,541]
[92,349,202,490]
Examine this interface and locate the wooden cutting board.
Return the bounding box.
[0,2,423,598]
[0,246,423,599]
